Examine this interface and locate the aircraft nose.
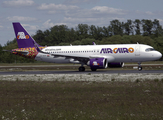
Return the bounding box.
[156,51,162,59]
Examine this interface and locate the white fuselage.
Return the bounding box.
[35,44,162,64]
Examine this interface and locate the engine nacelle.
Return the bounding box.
[108,62,124,68]
[87,58,107,69]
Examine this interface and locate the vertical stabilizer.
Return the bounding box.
[13,22,40,48]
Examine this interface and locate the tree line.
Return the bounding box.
[32,19,163,46]
[0,19,163,63]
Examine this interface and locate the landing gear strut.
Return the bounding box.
[78,66,85,72]
[138,62,142,71]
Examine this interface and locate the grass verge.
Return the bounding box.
[0,80,163,120]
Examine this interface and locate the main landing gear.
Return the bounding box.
[91,68,97,71]
[138,62,142,71]
[78,66,85,72]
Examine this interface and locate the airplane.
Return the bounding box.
[4,22,162,72]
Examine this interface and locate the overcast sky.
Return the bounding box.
[0,0,163,46]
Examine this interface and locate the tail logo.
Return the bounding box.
[17,32,29,39]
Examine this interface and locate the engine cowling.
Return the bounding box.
[108,62,124,68]
[87,58,107,69]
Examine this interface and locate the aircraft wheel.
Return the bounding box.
[79,66,85,72]
[91,68,97,71]
[138,66,142,71]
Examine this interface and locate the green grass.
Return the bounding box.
[0,80,163,120]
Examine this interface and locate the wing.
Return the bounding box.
[35,43,115,64]
[39,50,90,64]
[40,50,114,64]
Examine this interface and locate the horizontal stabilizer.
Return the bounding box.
[3,49,28,55]
[13,50,28,54]
[3,50,11,52]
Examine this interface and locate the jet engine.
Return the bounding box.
[108,62,124,68]
[87,58,107,71]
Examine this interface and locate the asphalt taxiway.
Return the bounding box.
[0,70,163,75]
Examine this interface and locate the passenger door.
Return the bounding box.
[135,44,140,57]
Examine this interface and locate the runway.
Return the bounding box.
[0,70,163,75]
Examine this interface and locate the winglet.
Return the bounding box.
[93,42,96,45]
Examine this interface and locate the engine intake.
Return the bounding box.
[88,58,107,69]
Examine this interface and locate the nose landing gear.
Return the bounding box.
[138,62,142,71]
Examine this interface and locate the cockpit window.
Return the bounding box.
[145,48,156,52]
